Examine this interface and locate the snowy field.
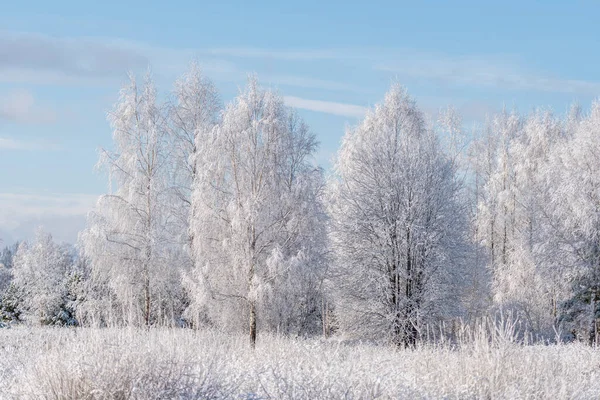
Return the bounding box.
[1,327,599,399]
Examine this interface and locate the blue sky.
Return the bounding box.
[1,0,599,244]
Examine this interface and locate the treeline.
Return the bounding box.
[1,64,600,347]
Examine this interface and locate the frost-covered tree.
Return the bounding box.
[438,108,491,323]
[549,101,600,343]
[0,242,20,322]
[475,109,521,277]
[258,111,328,336]
[438,106,467,165]
[186,77,326,345]
[472,108,573,337]
[81,73,182,327]
[0,242,17,296]
[328,84,471,346]
[166,65,221,324]
[11,228,74,325]
[500,110,564,334]
[168,63,221,252]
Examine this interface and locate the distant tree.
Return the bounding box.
[0,242,21,323]
[548,101,600,344]
[0,283,24,323]
[470,107,582,338]
[0,242,18,296]
[500,110,565,334]
[475,109,521,280]
[10,228,73,325]
[328,84,472,346]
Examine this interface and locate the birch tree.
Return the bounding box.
[473,109,569,336]
[168,63,220,251]
[166,64,221,321]
[550,101,600,343]
[81,73,181,327]
[186,77,326,345]
[501,110,564,334]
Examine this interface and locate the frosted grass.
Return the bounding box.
[1,326,599,399]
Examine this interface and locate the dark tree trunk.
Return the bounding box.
[144,267,151,327]
[249,299,257,348]
[404,228,417,347]
[249,228,257,349]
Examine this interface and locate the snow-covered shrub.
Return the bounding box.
[10,229,75,326]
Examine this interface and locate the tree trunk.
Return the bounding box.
[405,228,417,347]
[249,299,257,348]
[491,217,495,267]
[322,298,328,338]
[248,227,257,348]
[144,271,151,327]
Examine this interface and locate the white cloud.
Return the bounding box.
[0,32,365,94]
[0,89,56,124]
[0,31,148,78]
[0,67,119,87]
[201,48,341,61]
[0,192,98,228]
[204,47,600,96]
[0,191,99,244]
[266,75,362,92]
[0,137,60,151]
[377,52,600,95]
[3,30,599,96]
[0,89,33,119]
[0,31,239,86]
[8,214,86,245]
[284,95,367,118]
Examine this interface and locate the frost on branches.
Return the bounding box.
[328,85,472,346]
[185,77,327,346]
[11,228,75,325]
[81,73,182,327]
[550,102,600,344]
[50,67,600,348]
[167,63,221,263]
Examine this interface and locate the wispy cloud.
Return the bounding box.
[0,89,57,124]
[201,48,341,61]
[284,95,367,118]
[0,31,148,79]
[0,31,238,86]
[0,191,97,243]
[4,30,598,99]
[7,214,86,244]
[0,68,120,86]
[0,32,365,94]
[0,137,61,151]
[377,52,600,95]
[0,191,97,230]
[202,47,600,96]
[266,75,362,92]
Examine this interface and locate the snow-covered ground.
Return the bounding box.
[1,327,599,399]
